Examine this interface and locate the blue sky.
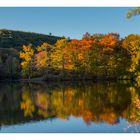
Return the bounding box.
[0,7,140,39]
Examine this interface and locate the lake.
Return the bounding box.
[0,81,140,133]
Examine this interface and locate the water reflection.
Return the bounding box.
[0,81,140,132]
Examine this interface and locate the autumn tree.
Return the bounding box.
[122,34,140,78]
[80,37,92,75]
[51,39,68,77]
[35,43,52,75]
[20,44,35,79]
[99,33,120,77]
[67,39,82,73]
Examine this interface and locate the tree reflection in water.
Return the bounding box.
[124,85,140,132]
[0,81,140,132]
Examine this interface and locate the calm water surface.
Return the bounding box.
[0,81,140,133]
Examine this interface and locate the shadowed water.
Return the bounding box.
[0,81,140,133]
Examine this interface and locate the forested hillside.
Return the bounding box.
[0,29,62,50]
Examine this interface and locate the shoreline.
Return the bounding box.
[0,76,135,83]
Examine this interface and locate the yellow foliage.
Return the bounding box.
[20,90,35,117]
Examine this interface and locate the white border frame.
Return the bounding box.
[0,1,140,140]
[0,0,139,7]
[0,133,140,140]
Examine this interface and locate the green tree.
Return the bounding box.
[5,56,19,79]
